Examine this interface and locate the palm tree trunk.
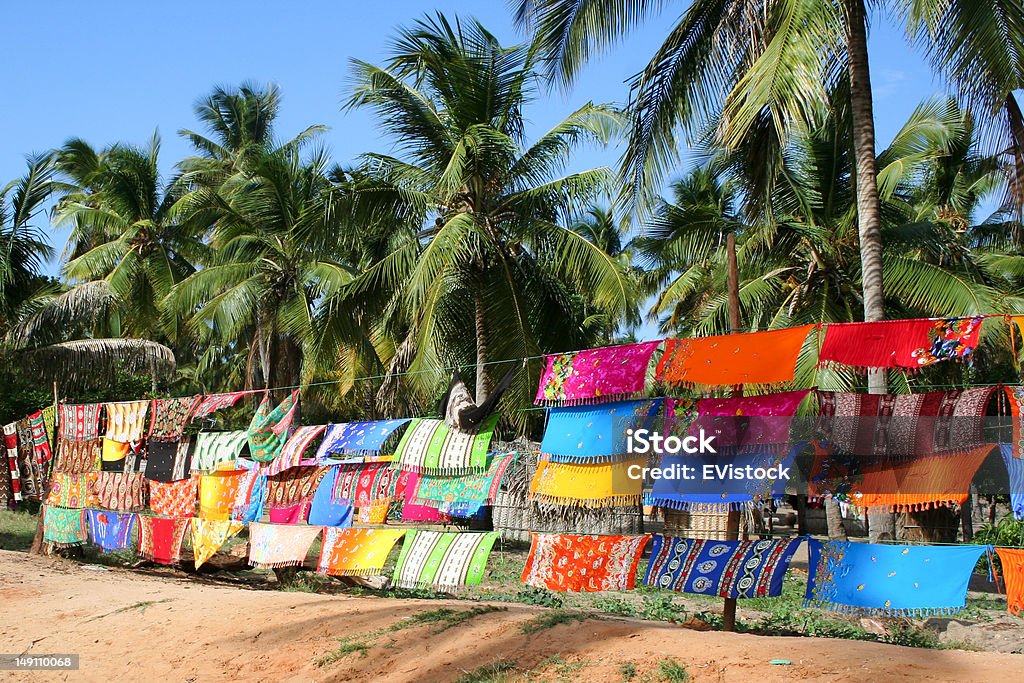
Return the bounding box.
[1005,92,1024,220]
[474,292,489,404]
[845,0,893,542]
[825,499,848,541]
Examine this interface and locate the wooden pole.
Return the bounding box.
[722,232,742,632]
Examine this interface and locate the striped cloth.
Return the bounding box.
[393,415,498,475]
[104,401,150,442]
[391,530,499,591]
[260,424,327,476]
[192,431,249,473]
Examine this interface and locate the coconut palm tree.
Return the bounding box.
[326,14,637,422]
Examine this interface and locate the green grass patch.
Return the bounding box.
[454,658,518,683]
[314,640,372,665]
[619,661,637,681]
[279,571,336,593]
[393,606,506,634]
[0,509,39,551]
[656,658,690,682]
[519,610,588,635]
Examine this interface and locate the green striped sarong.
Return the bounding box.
[390,530,499,592]
[393,414,498,476]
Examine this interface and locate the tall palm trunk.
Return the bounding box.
[846,0,894,541]
[474,292,489,404]
[1005,92,1024,221]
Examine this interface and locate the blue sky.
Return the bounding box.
[2,1,947,275]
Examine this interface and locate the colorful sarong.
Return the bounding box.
[657,326,814,389]
[54,438,101,474]
[996,548,1024,615]
[535,341,660,406]
[146,437,195,482]
[266,466,328,510]
[27,411,52,477]
[644,536,801,597]
[149,396,202,440]
[393,470,447,523]
[191,391,252,420]
[315,419,411,459]
[391,530,498,591]
[247,522,322,568]
[85,509,136,553]
[104,401,149,442]
[815,387,994,457]
[231,467,266,523]
[393,415,498,475]
[268,503,310,524]
[137,516,191,565]
[260,424,326,477]
[101,438,130,468]
[687,390,809,451]
[308,467,353,527]
[90,471,148,512]
[43,505,87,547]
[46,472,92,508]
[804,539,987,616]
[16,418,44,499]
[191,518,244,569]
[59,403,102,441]
[521,533,650,592]
[999,444,1024,520]
[148,476,197,517]
[332,462,398,507]
[199,470,247,520]
[3,423,19,503]
[530,457,646,507]
[818,317,984,371]
[247,391,300,463]
[41,404,57,449]
[1006,386,1024,459]
[315,526,406,576]
[414,452,516,507]
[540,400,663,463]
[192,431,249,473]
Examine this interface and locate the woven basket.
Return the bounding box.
[663,508,757,541]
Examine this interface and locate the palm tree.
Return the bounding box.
[328,14,636,422]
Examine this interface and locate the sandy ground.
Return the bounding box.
[1,550,1022,682]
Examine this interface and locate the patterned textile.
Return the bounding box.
[268,503,310,524]
[308,467,353,527]
[316,526,406,576]
[90,471,148,512]
[148,477,197,518]
[686,390,810,451]
[647,443,805,511]
[149,396,202,440]
[414,452,516,507]
[815,387,994,457]
[199,470,247,520]
[540,399,663,463]
[809,444,991,510]
[391,530,499,591]
[3,423,19,503]
[0,439,11,508]
[59,403,102,441]
[43,505,87,548]
[247,390,300,463]
[530,457,646,507]
[999,444,1024,520]
[41,404,57,449]
[191,391,252,420]
[247,522,322,568]
[996,548,1024,615]
[332,462,398,507]
[657,326,815,389]
[146,437,195,482]
[644,536,801,597]
[260,424,326,477]
[137,515,190,565]
[393,415,499,475]
[101,438,130,467]
[535,341,661,406]
[16,418,44,499]
[393,470,447,523]
[521,533,650,592]
[27,410,53,477]
[266,466,328,510]
[804,539,987,616]
[46,473,93,508]
[1007,386,1024,459]
[315,419,411,459]
[191,518,244,569]
[54,438,101,474]
[104,401,149,442]
[231,467,266,523]
[818,317,984,371]
[85,509,136,553]
[192,431,249,473]
[357,500,391,524]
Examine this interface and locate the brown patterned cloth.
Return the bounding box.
[90,471,148,512]
[266,466,328,510]
[53,438,102,474]
[149,396,202,440]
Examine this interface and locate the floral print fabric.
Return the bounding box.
[521,533,650,592]
[535,341,660,406]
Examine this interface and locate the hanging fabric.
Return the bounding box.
[260,424,326,477]
[540,399,663,463]
[315,526,406,576]
[535,340,661,406]
[90,471,148,512]
[1006,386,1024,459]
[645,536,802,598]
[85,509,136,553]
[804,539,987,616]
[247,522,322,569]
[331,462,397,510]
[393,415,498,475]
[16,417,44,499]
[231,466,266,524]
[53,438,101,474]
[192,431,249,473]
[148,396,202,441]
[104,401,149,442]
[999,444,1024,520]
[191,518,245,569]
[26,411,52,483]
[198,470,248,520]
[657,325,814,389]
[137,516,191,565]
[996,548,1024,616]
[521,533,650,592]
[2,423,20,504]
[266,465,328,512]
[817,317,984,371]
[42,505,87,548]
[59,403,102,441]
[308,467,353,527]
[413,452,516,509]
[148,476,198,518]
[684,390,810,452]
[530,457,646,508]
[190,391,254,421]
[247,390,300,463]
[45,473,92,508]
[314,419,410,461]
[393,470,448,523]
[391,530,499,591]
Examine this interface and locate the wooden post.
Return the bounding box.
[722,232,742,632]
